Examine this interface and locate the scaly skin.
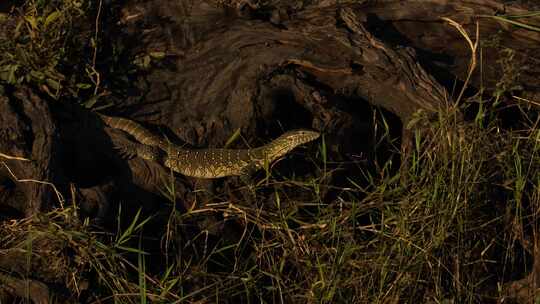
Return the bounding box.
[99,114,320,179]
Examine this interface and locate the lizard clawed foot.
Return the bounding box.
[113,144,138,159]
[113,142,162,161]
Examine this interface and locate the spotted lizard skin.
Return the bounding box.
[99,114,320,179]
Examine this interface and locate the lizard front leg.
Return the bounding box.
[238,163,259,203]
[113,141,163,162]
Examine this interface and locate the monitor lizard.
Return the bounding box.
[98,114,320,179]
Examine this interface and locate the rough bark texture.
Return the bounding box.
[360,0,540,90]
[0,89,61,216]
[118,1,448,140]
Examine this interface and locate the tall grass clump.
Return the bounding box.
[136,99,537,303]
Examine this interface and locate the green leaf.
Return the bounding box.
[45,78,61,91]
[149,51,166,59]
[30,70,45,80]
[76,83,92,89]
[25,16,38,30]
[224,128,241,148]
[0,64,20,84]
[14,19,24,37]
[115,245,149,255]
[143,55,151,68]
[84,96,99,109]
[491,15,540,32]
[93,102,115,111]
[44,11,61,28]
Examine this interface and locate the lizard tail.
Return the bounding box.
[98,113,168,149]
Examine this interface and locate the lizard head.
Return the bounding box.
[278,129,320,146]
[263,129,320,160]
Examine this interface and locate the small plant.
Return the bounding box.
[0,0,93,98]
